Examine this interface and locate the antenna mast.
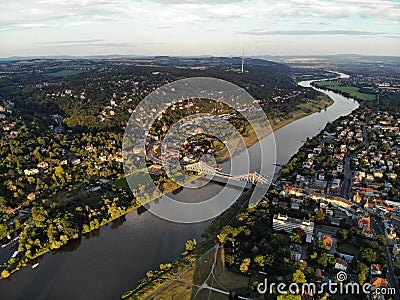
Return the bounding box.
[241,49,245,74]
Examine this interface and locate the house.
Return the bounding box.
[37,161,48,168]
[290,244,302,262]
[353,192,362,203]
[315,268,324,280]
[371,277,389,289]
[278,201,289,208]
[24,168,39,176]
[85,145,94,152]
[298,260,307,268]
[71,158,81,166]
[325,209,334,216]
[358,216,370,229]
[370,264,382,276]
[331,178,341,189]
[321,234,333,250]
[290,202,300,210]
[363,226,374,238]
[393,243,400,257]
[330,217,341,226]
[114,156,123,163]
[27,193,36,201]
[334,258,348,271]
[272,214,314,243]
[337,254,354,264]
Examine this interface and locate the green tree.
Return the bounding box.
[240,258,251,273]
[376,235,387,246]
[32,206,47,227]
[185,239,197,252]
[289,232,302,244]
[0,224,7,238]
[357,263,369,285]
[361,248,377,263]
[389,187,398,197]
[337,229,348,241]
[315,208,325,222]
[1,270,10,279]
[225,254,235,266]
[310,252,318,260]
[317,240,326,249]
[0,196,7,213]
[318,252,328,267]
[292,269,306,283]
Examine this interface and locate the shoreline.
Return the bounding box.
[217,93,333,161]
[1,87,335,280]
[311,81,375,102]
[121,91,337,298]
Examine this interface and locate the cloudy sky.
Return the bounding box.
[1,0,399,57]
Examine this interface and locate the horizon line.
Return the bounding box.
[1,53,400,60]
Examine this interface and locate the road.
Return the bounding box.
[362,115,370,146]
[340,156,352,199]
[374,221,400,300]
[385,246,400,300]
[340,114,369,200]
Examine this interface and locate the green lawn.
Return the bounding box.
[314,81,376,101]
[336,243,360,256]
[114,171,151,191]
[45,69,86,77]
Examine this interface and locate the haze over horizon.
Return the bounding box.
[1,0,400,58]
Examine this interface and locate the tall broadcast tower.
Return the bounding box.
[241,49,245,74]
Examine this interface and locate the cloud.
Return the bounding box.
[1,0,399,31]
[32,39,136,49]
[35,39,104,45]
[0,23,59,31]
[240,30,386,36]
[0,0,132,30]
[85,42,136,48]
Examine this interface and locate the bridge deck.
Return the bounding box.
[203,174,253,189]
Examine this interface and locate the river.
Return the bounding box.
[0,74,359,300]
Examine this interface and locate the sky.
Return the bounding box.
[0,0,399,57]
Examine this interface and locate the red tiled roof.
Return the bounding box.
[336,258,347,266]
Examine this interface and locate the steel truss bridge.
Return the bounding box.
[184,161,270,186]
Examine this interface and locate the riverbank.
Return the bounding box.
[120,79,349,299]
[217,93,333,160]
[0,73,361,300]
[312,81,376,102]
[121,188,254,299]
[1,171,202,279]
[0,77,335,282]
[120,92,336,299]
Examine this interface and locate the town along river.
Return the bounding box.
[0,75,359,300]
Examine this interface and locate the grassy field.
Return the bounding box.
[45,69,86,77]
[125,190,253,299]
[270,94,333,131]
[146,247,248,300]
[114,171,151,191]
[336,243,360,256]
[314,81,376,101]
